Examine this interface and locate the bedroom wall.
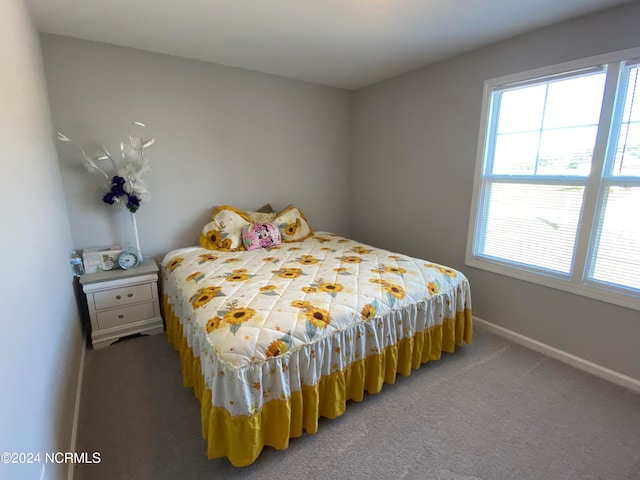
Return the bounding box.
[0,2,84,480]
[40,35,353,262]
[352,2,640,382]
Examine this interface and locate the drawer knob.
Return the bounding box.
[118,314,124,319]
[127,293,133,297]
[116,295,121,299]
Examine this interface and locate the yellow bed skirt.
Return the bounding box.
[163,295,472,467]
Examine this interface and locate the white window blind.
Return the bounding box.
[467,49,640,311]
[479,182,585,275]
[586,62,640,292]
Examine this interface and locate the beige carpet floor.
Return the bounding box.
[73,327,640,480]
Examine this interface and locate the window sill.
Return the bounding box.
[465,255,640,312]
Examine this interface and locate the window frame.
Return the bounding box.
[466,47,640,312]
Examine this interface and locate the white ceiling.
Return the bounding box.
[26,0,630,90]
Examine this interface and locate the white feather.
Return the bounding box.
[56,122,154,209]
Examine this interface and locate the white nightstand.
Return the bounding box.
[80,258,164,349]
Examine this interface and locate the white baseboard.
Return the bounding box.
[473,316,640,394]
[67,343,86,480]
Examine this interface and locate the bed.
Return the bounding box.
[160,205,472,466]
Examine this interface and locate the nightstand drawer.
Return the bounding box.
[94,283,153,310]
[96,302,156,330]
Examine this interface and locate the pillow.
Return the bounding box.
[246,210,277,224]
[200,205,251,251]
[245,203,276,223]
[208,204,276,224]
[274,205,313,242]
[242,223,282,251]
[209,203,273,221]
[254,203,274,213]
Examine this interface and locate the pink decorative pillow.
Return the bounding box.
[242,223,282,251]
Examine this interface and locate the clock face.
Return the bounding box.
[118,251,139,270]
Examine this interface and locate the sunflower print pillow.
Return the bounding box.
[274,205,313,242]
[199,205,251,251]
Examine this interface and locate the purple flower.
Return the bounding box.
[126,194,140,213]
[110,176,126,197]
[101,176,146,213]
[103,191,117,205]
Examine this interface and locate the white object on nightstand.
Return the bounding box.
[80,258,164,349]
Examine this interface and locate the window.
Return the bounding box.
[467,48,640,311]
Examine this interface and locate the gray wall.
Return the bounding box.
[1,3,634,478]
[41,35,353,262]
[353,2,640,381]
[0,2,84,480]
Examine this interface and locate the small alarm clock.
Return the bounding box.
[117,250,140,270]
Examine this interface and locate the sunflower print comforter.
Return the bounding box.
[161,232,472,417]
